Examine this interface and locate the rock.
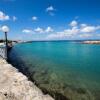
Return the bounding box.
[0,58,54,100]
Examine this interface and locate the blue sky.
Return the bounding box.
[0,0,100,40]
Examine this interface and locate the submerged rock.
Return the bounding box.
[36,72,95,100]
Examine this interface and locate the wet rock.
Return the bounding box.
[76,87,86,94]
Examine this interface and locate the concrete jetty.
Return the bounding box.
[0,58,54,100]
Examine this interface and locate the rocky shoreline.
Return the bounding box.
[82,41,100,44]
[0,58,54,100]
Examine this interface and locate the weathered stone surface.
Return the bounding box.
[0,58,54,100]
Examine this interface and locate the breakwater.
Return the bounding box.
[0,58,54,100]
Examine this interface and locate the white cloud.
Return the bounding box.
[46,6,55,12]
[70,20,78,27]
[22,29,33,33]
[81,26,96,33]
[34,27,54,33]
[79,33,93,38]
[32,16,38,21]
[22,27,54,34]
[80,24,87,28]
[65,27,79,35]
[34,27,44,33]
[0,11,10,21]
[46,20,100,40]
[45,27,53,33]
[47,33,64,40]
[46,30,76,40]
[46,6,56,16]
[0,11,17,21]
[22,20,100,40]
[12,16,17,21]
[47,27,79,40]
[80,26,100,33]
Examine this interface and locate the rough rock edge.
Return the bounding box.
[0,58,54,100]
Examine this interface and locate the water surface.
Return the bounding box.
[9,41,100,100]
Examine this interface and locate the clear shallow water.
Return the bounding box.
[9,41,100,100]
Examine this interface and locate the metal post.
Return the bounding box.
[5,32,8,60]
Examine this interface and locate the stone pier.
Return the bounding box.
[0,58,54,100]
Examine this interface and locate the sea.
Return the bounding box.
[8,41,100,100]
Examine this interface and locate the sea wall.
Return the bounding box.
[0,58,54,100]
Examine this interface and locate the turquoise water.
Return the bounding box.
[9,41,100,100]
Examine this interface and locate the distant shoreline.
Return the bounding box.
[1,39,100,44]
[17,39,100,43]
[82,40,100,44]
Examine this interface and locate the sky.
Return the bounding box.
[0,0,100,41]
